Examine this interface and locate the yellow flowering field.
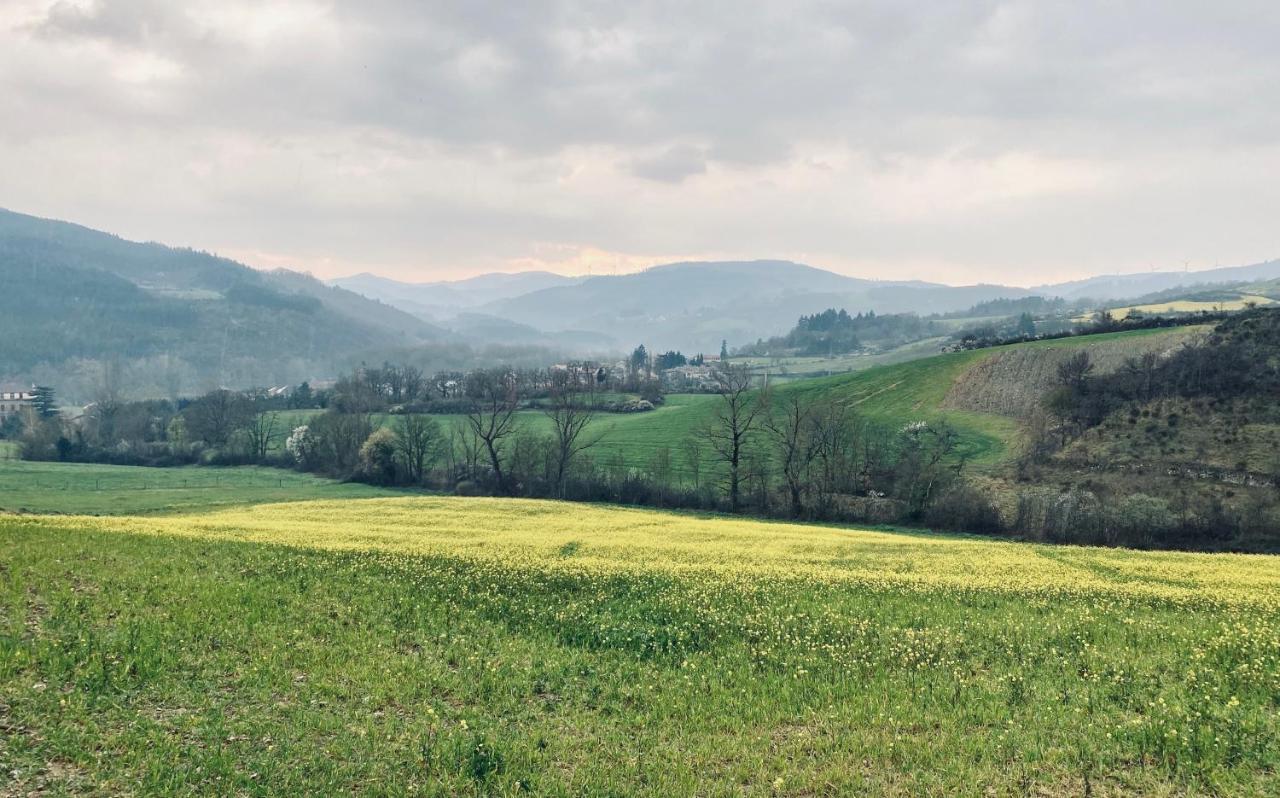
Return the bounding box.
[37,496,1280,610]
[2,497,1278,795]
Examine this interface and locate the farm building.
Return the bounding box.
[660,364,720,392]
[0,386,36,421]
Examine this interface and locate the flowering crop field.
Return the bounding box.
[2,497,1278,795]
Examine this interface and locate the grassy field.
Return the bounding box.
[1071,296,1278,323]
[0,454,398,515]
[2,496,1277,795]
[733,336,952,380]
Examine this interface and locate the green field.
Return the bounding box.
[0,455,397,515]
[2,496,1277,795]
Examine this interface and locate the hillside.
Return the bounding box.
[480,261,1030,353]
[1037,259,1280,300]
[560,326,1202,478]
[331,258,1280,356]
[330,271,584,320]
[4,496,1276,794]
[0,209,442,400]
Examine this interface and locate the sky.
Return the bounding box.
[3,1,1280,286]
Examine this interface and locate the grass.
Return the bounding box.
[1072,297,1278,323]
[0,455,398,515]
[2,496,1277,795]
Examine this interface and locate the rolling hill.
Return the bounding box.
[1036,259,1280,300]
[0,209,444,400]
[330,270,584,320]
[477,261,1032,353]
[335,258,1280,356]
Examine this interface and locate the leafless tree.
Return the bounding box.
[394,414,443,484]
[450,419,484,482]
[808,400,860,518]
[307,411,374,475]
[401,366,426,404]
[544,365,604,498]
[701,363,768,512]
[765,392,821,518]
[464,367,520,493]
[681,436,704,492]
[244,408,282,462]
[183,389,253,448]
[896,420,962,516]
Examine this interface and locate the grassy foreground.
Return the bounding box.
[3,497,1278,795]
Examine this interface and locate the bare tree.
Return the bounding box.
[464,367,520,493]
[808,400,860,518]
[701,363,769,512]
[87,359,127,446]
[308,411,374,476]
[394,414,443,485]
[544,366,604,498]
[244,408,282,462]
[896,420,962,516]
[765,392,820,518]
[183,389,253,448]
[681,436,704,493]
[450,419,483,482]
[401,366,426,404]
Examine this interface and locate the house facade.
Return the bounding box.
[0,387,35,421]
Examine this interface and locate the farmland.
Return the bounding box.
[0,452,397,515]
[3,496,1278,795]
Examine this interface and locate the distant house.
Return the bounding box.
[0,386,36,421]
[660,365,720,392]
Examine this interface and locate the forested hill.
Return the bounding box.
[0,209,442,400]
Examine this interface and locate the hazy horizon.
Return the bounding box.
[4,1,1280,284]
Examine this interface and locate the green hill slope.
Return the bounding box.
[569,326,1205,477]
[0,209,442,399]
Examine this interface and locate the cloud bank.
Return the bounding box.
[2,0,1279,283]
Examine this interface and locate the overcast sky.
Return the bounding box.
[3,1,1280,285]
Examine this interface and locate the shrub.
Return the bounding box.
[358,428,399,485]
[925,482,1004,535]
[1104,494,1176,548]
[1045,489,1105,545]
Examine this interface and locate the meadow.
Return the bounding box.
[3,495,1278,795]
[0,452,396,515]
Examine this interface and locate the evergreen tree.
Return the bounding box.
[720,339,729,361]
[31,385,57,418]
[1017,312,1037,337]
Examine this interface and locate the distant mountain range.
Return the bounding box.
[5,206,1279,398]
[335,258,1280,353]
[1032,260,1280,300]
[334,261,1040,353]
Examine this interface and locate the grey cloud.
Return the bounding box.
[3,1,1280,283]
[628,145,706,183]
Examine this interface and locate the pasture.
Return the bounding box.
[0,455,397,515]
[2,495,1278,795]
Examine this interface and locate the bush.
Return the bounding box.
[358,428,399,485]
[1104,493,1176,548]
[1045,489,1105,545]
[925,483,1004,534]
